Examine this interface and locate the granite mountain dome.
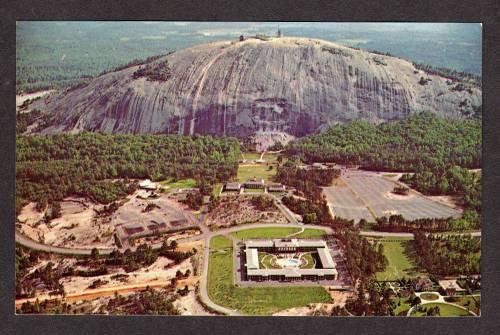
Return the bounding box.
[32,37,481,137]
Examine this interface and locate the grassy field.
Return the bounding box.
[391,296,412,316]
[231,227,326,240]
[207,235,332,315]
[237,164,276,182]
[160,178,197,189]
[241,152,262,161]
[295,229,327,239]
[374,237,425,281]
[411,303,473,317]
[263,152,279,162]
[445,295,481,315]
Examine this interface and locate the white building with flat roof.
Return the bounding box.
[244,238,338,281]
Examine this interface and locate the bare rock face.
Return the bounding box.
[34,37,481,137]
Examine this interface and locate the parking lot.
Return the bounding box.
[323,170,461,223]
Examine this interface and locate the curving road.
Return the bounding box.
[15,206,481,316]
[15,231,115,256]
[406,291,478,317]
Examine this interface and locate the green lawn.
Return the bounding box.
[259,252,280,269]
[207,235,332,315]
[411,303,473,317]
[160,178,197,189]
[295,229,327,239]
[231,227,326,240]
[300,252,317,269]
[374,238,425,281]
[212,183,223,197]
[241,152,262,161]
[263,152,279,162]
[258,251,317,270]
[391,296,412,316]
[237,164,276,182]
[445,295,480,315]
[420,293,439,301]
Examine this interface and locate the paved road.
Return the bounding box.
[15,231,115,256]
[198,235,241,316]
[360,231,482,238]
[15,219,481,315]
[16,223,481,256]
[406,292,478,317]
[274,196,300,224]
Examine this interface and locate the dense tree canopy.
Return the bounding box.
[411,232,480,276]
[16,133,240,212]
[287,112,481,172]
[401,165,481,212]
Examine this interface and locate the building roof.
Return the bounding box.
[317,247,336,269]
[268,183,285,190]
[245,248,260,270]
[274,239,327,248]
[245,239,328,249]
[137,190,152,199]
[246,240,275,248]
[244,238,338,279]
[245,178,265,185]
[438,279,466,291]
[247,268,338,278]
[139,179,157,190]
[225,182,241,190]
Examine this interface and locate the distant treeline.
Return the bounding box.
[412,62,481,88]
[16,133,240,213]
[287,112,481,173]
[372,211,480,233]
[16,21,176,93]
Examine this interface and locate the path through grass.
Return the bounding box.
[374,237,425,281]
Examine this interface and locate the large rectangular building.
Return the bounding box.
[244,238,338,281]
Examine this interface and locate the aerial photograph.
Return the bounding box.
[15,21,481,316]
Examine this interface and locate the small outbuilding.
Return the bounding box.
[411,277,434,292]
[139,179,158,190]
[439,279,466,296]
[225,182,241,191]
[267,183,285,192]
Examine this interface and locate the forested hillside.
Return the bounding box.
[16,133,240,212]
[287,112,481,172]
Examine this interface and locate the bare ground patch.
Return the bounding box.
[205,195,288,229]
[17,198,115,249]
